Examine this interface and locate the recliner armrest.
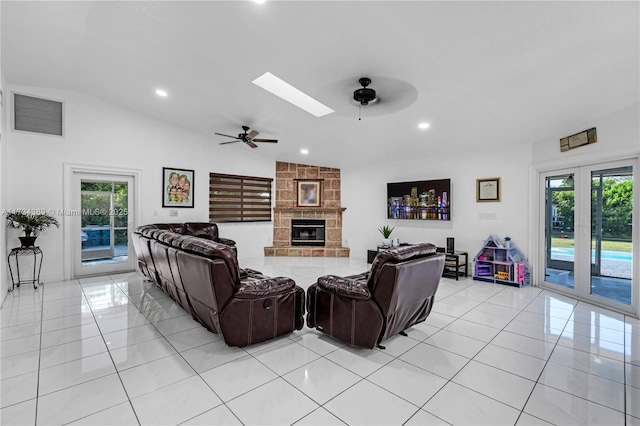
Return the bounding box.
[216,237,236,247]
[317,275,371,300]
[236,277,295,298]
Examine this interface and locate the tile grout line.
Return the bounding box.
[35,281,46,426]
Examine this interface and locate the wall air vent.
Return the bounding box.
[14,93,64,136]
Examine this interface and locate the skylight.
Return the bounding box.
[252,72,334,118]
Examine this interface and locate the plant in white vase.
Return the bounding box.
[378,225,395,248]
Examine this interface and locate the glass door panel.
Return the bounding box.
[589,166,633,305]
[540,159,636,316]
[74,174,134,277]
[112,183,129,260]
[545,173,576,290]
[81,190,113,261]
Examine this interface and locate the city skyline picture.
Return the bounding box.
[387,178,451,221]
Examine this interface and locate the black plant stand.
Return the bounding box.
[7,246,43,292]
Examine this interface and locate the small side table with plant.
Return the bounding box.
[5,211,59,291]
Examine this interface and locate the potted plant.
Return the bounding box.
[5,211,60,247]
[378,225,395,248]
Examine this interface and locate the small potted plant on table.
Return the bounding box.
[5,211,60,247]
[378,225,395,248]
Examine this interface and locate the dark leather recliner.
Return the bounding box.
[132,223,305,347]
[306,243,445,349]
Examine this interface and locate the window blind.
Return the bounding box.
[209,173,273,222]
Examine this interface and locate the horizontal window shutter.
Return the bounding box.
[210,173,272,222]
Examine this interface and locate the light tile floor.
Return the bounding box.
[1,256,639,425]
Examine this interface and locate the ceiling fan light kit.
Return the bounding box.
[353,77,377,105]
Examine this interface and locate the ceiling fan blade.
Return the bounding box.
[253,139,278,143]
[246,141,258,148]
[219,140,241,145]
[246,130,259,139]
[215,132,239,139]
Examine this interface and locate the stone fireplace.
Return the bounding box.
[264,161,350,257]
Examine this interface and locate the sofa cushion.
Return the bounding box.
[185,222,219,240]
[317,275,371,300]
[236,277,296,298]
[156,230,184,247]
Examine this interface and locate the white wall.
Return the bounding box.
[4,86,276,282]
[342,144,533,264]
[0,27,8,298]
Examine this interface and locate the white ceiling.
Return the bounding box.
[2,1,639,168]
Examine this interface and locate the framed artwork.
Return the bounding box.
[476,177,501,202]
[163,167,194,208]
[297,180,321,207]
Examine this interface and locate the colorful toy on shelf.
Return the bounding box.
[495,271,509,279]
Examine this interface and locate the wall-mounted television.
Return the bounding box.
[387,178,451,221]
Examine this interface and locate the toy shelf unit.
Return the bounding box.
[473,235,529,287]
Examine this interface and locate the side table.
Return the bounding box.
[437,248,468,280]
[7,246,43,291]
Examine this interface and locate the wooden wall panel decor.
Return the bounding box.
[560,127,597,152]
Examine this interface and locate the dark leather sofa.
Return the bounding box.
[132,223,305,347]
[132,222,236,282]
[306,243,445,349]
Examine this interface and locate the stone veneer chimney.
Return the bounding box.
[264,161,350,257]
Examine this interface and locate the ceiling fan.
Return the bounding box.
[215,125,278,148]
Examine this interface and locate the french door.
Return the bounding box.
[72,172,136,277]
[541,159,637,315]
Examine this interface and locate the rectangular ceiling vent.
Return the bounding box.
[14,93,64,136]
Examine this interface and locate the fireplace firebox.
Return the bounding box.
[291,219,325,247]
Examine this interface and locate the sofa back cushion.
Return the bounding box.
[368,243,437,288]
[368,243,442,317]
[184,222,219,240]
[175,250,234,334]
[179,236,241,285]
[156,230,184,246]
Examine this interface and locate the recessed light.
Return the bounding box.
[418,122,430,129]
[155,89,168,97]
[252,72,334,117]
[300,149,309,155]
[253,0,266,3]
